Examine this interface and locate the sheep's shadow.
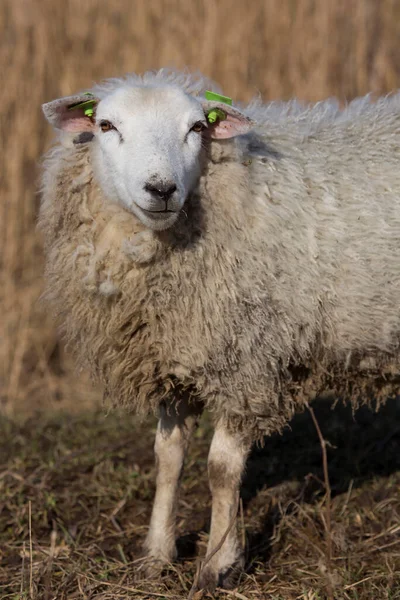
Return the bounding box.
[177,396,400,562]
[241,395,400,563]
[243,395,400,502]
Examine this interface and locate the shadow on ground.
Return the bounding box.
[239,396,400,565]
[244,396,400,499]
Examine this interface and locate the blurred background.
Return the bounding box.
[2,0,400,417]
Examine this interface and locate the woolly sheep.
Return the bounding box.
[40,69,400,591]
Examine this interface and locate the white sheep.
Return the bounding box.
[39,69,400,591]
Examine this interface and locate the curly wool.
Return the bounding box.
[39,70,400,438]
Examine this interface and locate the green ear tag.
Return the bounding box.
[205,90,233,123]
[68,92,95,118]
[207,108,227,123]
[205,91,233,105]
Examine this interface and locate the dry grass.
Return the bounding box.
[1,400,400,599]
[1,0,400,598]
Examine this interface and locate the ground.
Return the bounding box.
[1,397,399,599]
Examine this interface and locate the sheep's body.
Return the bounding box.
[40,76,400,438]
[40,70,400,588]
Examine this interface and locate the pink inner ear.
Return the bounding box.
[59,111,94,133]
[210,114,252,139]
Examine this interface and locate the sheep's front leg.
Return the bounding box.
[142,398,202,575]
[199,423,251,591]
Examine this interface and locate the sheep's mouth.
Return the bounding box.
[141,208,177,214]
[132,202,181,229]
[134,203,180,231]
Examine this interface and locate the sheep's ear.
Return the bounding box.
[42,93,98,133]
[202,100,254,139]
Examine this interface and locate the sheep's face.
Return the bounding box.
[91,87,206,231]
[42,80,254,231]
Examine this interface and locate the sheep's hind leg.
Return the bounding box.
[141,397,202,577]
[199,423,251,591]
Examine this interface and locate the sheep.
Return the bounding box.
[39,68,400,591]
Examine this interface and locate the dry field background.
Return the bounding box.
[1,1,400,598]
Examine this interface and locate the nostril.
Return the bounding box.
[166,183,177,196]
[144,181,177,200]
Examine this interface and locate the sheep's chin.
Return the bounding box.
[133,205,180,231]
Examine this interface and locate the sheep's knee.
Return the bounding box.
[199,425,251,591]
[142,399,201,570]
[208,426,249,491]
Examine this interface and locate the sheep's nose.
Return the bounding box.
[144,180,177,202]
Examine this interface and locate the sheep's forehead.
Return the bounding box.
[97,86,203,127]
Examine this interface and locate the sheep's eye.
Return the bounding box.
[99,120,114,132]
[190,121,206,133]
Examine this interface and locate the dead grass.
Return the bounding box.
[1,0,400,597]
[1,400,400,599]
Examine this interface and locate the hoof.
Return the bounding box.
[135,555,167,580]
[198,556,244,591]
[198,565,218,592]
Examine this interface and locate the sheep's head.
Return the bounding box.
[43,83,253,231]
